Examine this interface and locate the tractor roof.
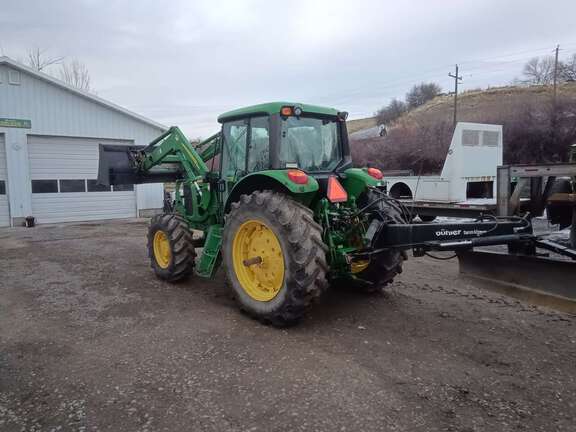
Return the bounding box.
[218,101,339,123]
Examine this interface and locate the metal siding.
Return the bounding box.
[31,192,136,223]
[0,134,9,226]
[0,64,163,145]
[28,135,137,224]
[28,135,132,179]
[0,63,165,218]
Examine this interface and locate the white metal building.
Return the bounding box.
[0,56,165,227]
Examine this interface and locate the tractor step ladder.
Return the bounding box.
[195,225,223,278]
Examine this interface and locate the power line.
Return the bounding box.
[319,43,576,112]
[325,48,576,102]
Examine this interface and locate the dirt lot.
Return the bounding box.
[0,220,575,432]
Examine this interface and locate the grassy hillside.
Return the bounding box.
[347,116,377,134]
[351,83,576,174]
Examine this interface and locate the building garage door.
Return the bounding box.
[0,134,9,227]
[28,135,137,224]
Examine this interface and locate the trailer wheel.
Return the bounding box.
[222,191,329,327]
[147,213,196,282]
[351,191,407,293]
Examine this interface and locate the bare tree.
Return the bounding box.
[522,56,555,85]
[406,82,442,109]
[559,53,576,82]
[59,59,91,91]
[27,47,63,72]
[375,98,407,125]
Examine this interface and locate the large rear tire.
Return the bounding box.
[147,213,196,282]
[351,191,407,293]
[222,191,329,327]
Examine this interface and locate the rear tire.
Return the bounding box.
[351,190,407,293]
[222,191,329,327]
[147,213,196,282]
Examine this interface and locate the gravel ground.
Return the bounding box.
[0,220,574,432]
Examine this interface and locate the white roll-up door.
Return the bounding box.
[28,135,137,224]
[0,134,9,227]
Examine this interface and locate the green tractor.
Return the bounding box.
[99,102,532,326]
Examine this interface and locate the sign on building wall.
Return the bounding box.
[0,118,32,129]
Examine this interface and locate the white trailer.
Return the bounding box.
[384,122,502,219]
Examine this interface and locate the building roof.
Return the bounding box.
[218,101,340,123]
[0,56,166,131]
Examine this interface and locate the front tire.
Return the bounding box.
[147,213,196,282]
[222,191,329,327]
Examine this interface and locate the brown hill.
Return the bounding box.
[351,83,576,174]
[347,116,377,134]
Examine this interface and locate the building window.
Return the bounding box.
[113,184,134,192]
[32,180,58,193]
[0,180,6,195]
[8,70,21,85]
[87,180,111,192]
[59,179,86,193]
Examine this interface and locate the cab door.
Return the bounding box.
[220,119,249,201]
[220,116,271,202]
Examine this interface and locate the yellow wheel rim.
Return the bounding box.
[153,230,172,269]
[232,220,285,302]
[350,259,370,274]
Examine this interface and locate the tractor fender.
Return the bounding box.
[342,168,384,199]
[224,170,319,213]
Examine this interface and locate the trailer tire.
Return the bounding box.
[148,213,196,282]
[351,190,407,293]
[222,190,329,327]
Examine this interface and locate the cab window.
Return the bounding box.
[247,116,270,172]
[221,119,248,178]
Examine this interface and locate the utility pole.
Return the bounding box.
[553,44,560,106]
[448,64,463,127]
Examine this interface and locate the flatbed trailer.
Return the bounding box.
[398,199,496,219]
[384,123,503,217]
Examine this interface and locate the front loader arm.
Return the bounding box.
[139,126,209,180]
[98,126,223,231]
[198,132,222,163]
[98,126,218,187]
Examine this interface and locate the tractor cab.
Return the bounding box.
[217,102,352,178]
[215,102,355,208]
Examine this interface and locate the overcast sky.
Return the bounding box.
[2,0,576,137]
